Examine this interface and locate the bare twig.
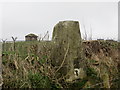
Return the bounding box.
[89,25,92,40]
[42,31,49,41]
[89,77,119,88]
[0,75,3,87]
[55,43,69,73]
[83,24,87,40]
[38,34,42,41]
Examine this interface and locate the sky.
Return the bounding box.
[0,1,118,41]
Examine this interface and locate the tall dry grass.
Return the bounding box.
[2,40,120,88]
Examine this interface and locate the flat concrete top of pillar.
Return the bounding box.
[59,20,79,23]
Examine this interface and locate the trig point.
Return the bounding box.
[51,21,85,81]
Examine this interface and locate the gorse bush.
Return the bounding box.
[2,41,61,88]
[2,40,120,88]
[28,72,51,88]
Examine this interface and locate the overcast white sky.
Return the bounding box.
[0,1,118,41]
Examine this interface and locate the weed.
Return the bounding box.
[28,72,50,88]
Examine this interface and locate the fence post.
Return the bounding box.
[1,39,7,52]
[11,37,17,51]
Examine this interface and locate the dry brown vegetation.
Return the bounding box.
[1,40,120,88]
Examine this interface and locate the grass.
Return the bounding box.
[28,72,51,88]
[2,41,66,88]
[2,40,120,88]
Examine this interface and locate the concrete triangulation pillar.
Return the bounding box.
[51,21,85,82]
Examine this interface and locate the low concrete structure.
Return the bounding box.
[25,33,38,41]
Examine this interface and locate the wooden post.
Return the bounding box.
[11,37,17,51]
[1,39,7,52]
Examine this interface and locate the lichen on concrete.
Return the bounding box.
[51,21,85,81]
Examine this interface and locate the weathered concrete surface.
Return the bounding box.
[0,42,2,75]
[51,21,85,81]
[0,42,3,89]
